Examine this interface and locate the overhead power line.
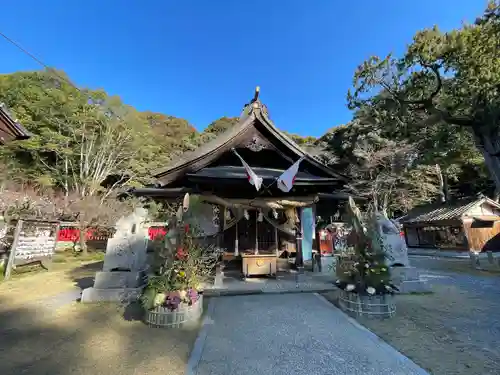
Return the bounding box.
[0,30,125,122]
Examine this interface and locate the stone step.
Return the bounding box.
[81,286,144,303]
[93,270,147,289]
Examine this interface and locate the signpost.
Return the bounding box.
[4,219,60,280]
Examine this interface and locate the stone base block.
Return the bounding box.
[81,286,144,303]
[391,266,420,283]
[397,280,431,294]
[93,270,147,289]
[391,266,430,294]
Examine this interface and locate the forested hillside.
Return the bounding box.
[0,2,499,218]
[0,70,237,190]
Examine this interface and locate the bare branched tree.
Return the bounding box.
[61,192,140,254]
[63,117,140,198]
[346,140,439,216]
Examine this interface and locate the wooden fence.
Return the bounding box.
[56,223,169,244]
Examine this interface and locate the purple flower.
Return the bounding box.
[187,288,199,304]
[165,292,182,311]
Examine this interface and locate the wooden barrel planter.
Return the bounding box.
[338,290,395,319]
[145,294,204,328]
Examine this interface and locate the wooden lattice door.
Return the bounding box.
[237,211,257,253]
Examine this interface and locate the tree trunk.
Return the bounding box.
[473,130,500,194]
[443,173,450,201]
[79,224,88,256]
[436,164,445,203]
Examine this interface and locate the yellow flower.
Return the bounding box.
[179,271,186,277]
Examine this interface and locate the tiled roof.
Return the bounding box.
[151,90,346,185]
[400,197,500,224]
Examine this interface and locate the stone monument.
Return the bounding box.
[81,208,150,303]
[373,212,430,294]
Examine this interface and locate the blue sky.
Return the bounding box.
[0,1,488,137]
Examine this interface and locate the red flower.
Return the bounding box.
[184,223,190,233]
[176,247,187,260]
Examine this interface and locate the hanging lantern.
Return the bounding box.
[257,210,263,222]
[244,209,250,220]
[272,209,278,219]
[182,193,190,212]
[176,205,183,223]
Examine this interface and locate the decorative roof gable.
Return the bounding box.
[153,87,345,186]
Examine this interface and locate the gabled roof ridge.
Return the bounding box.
[469,195,500,211]
[252,103,345,179]
[151,113,255,177]
[152,88,346,183]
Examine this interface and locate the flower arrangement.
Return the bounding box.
[336,199,398,296]
[335,248,399,296]
[141,218,219,312]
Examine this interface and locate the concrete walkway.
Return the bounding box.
[188,293,429,375]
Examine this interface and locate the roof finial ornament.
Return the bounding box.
[241,86,261,116]
[253,86,260,102]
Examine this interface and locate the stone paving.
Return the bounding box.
[204,271,337,296]
[188,293,429,375]
[204,257,337,296]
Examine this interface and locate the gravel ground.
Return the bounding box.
[194,293,428,375]
[323,256,500,375]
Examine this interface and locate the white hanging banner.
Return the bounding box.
[277,156,305,192]
[232,148,263,191]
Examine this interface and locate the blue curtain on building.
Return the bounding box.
[301,207,314,261]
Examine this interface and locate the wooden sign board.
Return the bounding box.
[4,219,60,280]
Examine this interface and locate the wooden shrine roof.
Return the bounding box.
[0,103,31,144]
[152,87,346,186]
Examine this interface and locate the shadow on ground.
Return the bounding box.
[0,294,200,375]
[67,261,103,290]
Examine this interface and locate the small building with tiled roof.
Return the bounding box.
[400,195,500,252]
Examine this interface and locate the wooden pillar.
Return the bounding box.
[255,210,259,255]
[234,220,239,256]
[416,226,422,247]
[4,219,23,280]
[275,227,279,257]
[314,228,322,272]
[295,207,303,268]
[216,205,223,250]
